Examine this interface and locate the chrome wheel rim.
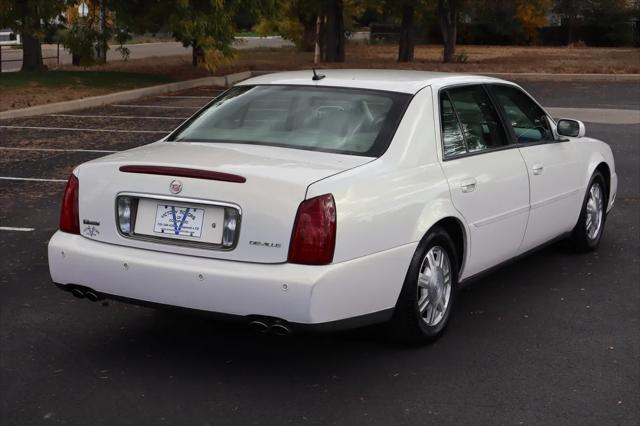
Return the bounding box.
[585,182,604,240]
[417,246,452,327]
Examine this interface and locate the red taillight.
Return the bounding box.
[288,194,336,265]
[59,174,80,234]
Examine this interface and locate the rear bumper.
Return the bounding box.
[48,232,415,326]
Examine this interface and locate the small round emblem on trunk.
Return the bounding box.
[169,180,183,194]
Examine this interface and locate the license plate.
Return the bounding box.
[153,204,205,238]
[133,199,225,244]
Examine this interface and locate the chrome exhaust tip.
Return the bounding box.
[85,291,100,302]
[70,288,85,299]
[248,320,269,333]
[270,323,292,336]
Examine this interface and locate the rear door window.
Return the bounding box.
[440,93,467,158]
[440,85,509,158]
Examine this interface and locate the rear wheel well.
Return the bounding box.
[431,218,465,272]
[595,162,611,204]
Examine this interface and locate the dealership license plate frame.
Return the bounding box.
[115,193,242,251]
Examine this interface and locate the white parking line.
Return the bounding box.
[49,114,188,120]
[0,177,66,183]
[0,147,118,153]
[157,96,214,99]
[0,227,35,232]
[190,87,224,91]
[111,104,201,109]
[0,125,168,134]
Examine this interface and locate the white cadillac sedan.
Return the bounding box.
[48,70,616,343]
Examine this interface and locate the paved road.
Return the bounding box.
[0,80,638,425]
[0,37,295,72]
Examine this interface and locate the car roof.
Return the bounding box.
[238,69,509,94]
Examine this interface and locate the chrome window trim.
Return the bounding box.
[114,192,242,251]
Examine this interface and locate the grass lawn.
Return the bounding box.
[228,44,640,75]
[89,43,640,78]
[0,71,174,112]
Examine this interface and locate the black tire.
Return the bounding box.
[387,226,459,345]
[571,171,607,252]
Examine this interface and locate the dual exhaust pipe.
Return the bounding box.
[249,319,293,336]
[69,286,290,335]
[70,286,102,302]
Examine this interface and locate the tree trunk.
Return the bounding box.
[324,0,345,63]
[300,18,317,52]
[192,40,199,66]
[564,0,578,45]
[398,3,415,62]
[318,12,326,61]
[567,15,577,44]
[97,0,107,63]
[438,0,457,63]
[21,33,43,71]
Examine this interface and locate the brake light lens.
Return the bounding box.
[288,194,336,265]
[59,174,80,234]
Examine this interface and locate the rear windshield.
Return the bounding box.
[168,85,411,157]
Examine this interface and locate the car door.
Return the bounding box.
[438,85,530,279]
[488,84,585,253]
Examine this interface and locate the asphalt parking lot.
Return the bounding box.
[0,80,638,426]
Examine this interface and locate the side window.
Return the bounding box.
[490,85,553,143]
[445,86,509,155]
[440,93,467,158]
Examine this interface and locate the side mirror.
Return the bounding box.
[557,119,586,138]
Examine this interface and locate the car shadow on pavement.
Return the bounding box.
[71,239,588,371]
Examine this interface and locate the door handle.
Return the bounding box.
[460,178,477,193]
[532,164,544,175]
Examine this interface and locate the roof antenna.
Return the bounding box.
[312,68,325,81]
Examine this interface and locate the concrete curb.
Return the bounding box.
[0,70,251,120]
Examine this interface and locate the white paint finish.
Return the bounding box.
[547,107,640,125]
[0,147,118,153]
[517,140,586,252]
[47,71,619,325]
[307,87,459,265]
[0,227,35,232]
[77,141,371,263]
[49,114,189,120]
[0,125,168,134]
[0,176,66,182]
[440,149,531,278]
[48,231,413,323]
[240,69,506,95]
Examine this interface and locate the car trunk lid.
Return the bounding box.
[76,141,371,263]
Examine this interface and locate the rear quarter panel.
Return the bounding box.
[307,86,467,265]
